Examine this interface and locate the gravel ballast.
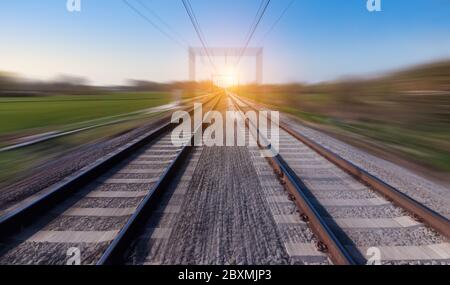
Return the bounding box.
[160,146,290,265]
[0,132,182,264]
[282,115,450,219]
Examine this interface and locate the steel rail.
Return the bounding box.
[280,122,450,239]
[0,93,219,240]
[234,93,450,240]
[229,93,356,265]
[98,93,223,265]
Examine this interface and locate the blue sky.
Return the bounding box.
[1,0,450,85]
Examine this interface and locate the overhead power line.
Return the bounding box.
[234,0,266,67]
[243,0,267,48]
[122,0,186,49]
[135,0,191,47]
[181,0,217,74]
[243,0,271,53]
[185,0,209,48]
[259,0,296,44]
[235,0,271,68]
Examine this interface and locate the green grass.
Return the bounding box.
[0,90,212,187]
[279,106,333,125]
[333,120,450,172]
[238,91,450,174]
[0,92,171,135]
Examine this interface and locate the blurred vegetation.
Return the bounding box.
[0,71,216,96]
[0,73,216,140]
[0,92,170,135]
[235,60,450,174]
[0,115,162,186]
[0,73,217,187]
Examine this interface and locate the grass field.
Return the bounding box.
[238,91,450,175]
[235,62,450,176]
[0,90,214,187]
[0,92,171,136]
[0,92,173,186]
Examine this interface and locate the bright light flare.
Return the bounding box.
[213,73,239,88]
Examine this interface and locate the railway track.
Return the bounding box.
[0,89,448,265]
[122,94,330,265]
[0,93,222,265]
[229,92,450,265]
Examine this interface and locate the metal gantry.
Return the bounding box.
[189,47,264,84]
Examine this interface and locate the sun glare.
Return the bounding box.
[213,73,238,88]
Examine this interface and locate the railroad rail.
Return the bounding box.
[229,93,355,265]
[0,93,222,265]
[229,92,450,265]
[1,90,448,265]
[97,94,222,265]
